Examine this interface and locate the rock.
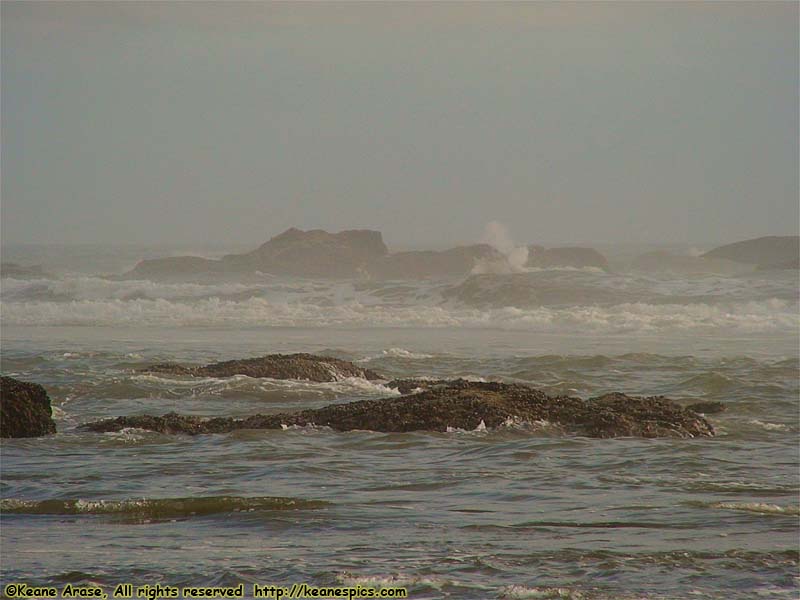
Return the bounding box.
[527,247,609,271]
[84,381,714,439]
[702,236,799,269]
[122,228,388,280]
[629,251,746,275]
[370,245,502,279]
[221,228,388,278]
[123,256,222,280]
[143,353,383,381]
[1,376,57,438]
[385,378,458,394]
[685,401,726,415]
[0,262,47,279]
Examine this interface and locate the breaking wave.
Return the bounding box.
[2,297,796,333]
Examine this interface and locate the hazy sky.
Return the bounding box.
[2,1,797,248]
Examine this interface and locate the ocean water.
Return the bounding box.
[1,245,798,599]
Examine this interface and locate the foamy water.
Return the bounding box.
[1,244,798,599]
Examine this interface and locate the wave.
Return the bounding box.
[0,496,329,521]
[130,373,401,397]
[704,502,800,516]
[2,297,797,333]
[498,586,584,599]
[358,347,435,361]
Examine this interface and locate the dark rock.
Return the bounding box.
[702,236,799,269]
[527,247,609,271]
[84,381,714,439]
[385,378,458,394]
[1,376,57,438]
[685,401,726,415]
[143,353,383,382]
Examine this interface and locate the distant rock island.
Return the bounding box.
[0,262,48,279]
[119,230,797,281]
[702,236,799,270]
[629,236,799,275]
[121,227,611,281]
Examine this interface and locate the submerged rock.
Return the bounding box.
[143,353,383,382]
[1,376,57,438]
[85,381,714,439]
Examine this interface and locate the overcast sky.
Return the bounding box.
[2,1,797,249]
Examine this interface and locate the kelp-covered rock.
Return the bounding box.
[1,376,57,438]
[143,353,383,382]
[85,381,714,439]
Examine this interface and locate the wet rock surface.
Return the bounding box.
[685,401,726,415]
[85,381,714,438]
[143,353,383,382]
[1,376,57,438]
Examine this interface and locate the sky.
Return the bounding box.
[2,1,798,249]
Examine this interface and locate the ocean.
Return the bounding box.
[1,244,798,599]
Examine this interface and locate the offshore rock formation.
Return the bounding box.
[220,228,388,278]
[1,376,57,438]
[629,251,746,275]
[371,245,502,280]
[0,263,48,279]
[142,353,383,382]
[702,236,799,270]
[527,246,609,271]
[124,228,388,280]
[85,381,714,439]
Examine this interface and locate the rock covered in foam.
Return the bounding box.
[143,353,383,382]
[84,381,714,439]
[1,376,57,438]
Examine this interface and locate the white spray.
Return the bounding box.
[471,221,529,274]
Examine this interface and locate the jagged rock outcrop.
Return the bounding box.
[143,353,383,382]
[84,381,714,439]
[1,376,57,438]
[527,247,609,271]
[702,236,799,270]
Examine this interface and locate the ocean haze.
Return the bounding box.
[2,1,798,248]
